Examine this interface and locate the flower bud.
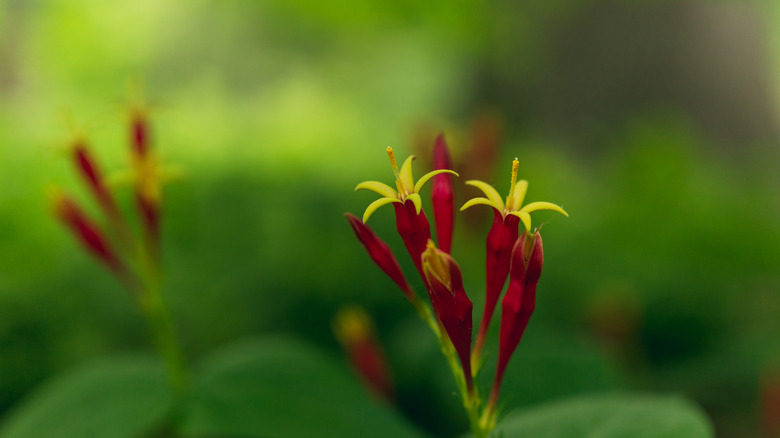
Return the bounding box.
[51,189,124,275]
[345,213,415,302]
[432,133,455,254]
[490,230,543,406]
[422,240,474,392]
[333,306,394,402]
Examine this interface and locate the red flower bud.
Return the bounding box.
[72,143,121,223]
[422,240,474,392]
[432,133,455,254]
[761,367,780,438]
[490,231,543,405]
[52,190,124,275]
[345,213,415,302]
[473,211,520,359]
[131,109,149,158]
[334,306,395,402]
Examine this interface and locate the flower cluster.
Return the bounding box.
[51,107,162,290]
[51,104,188,393]
[346,135,567,436]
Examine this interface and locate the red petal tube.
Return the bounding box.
[491,231,543,402]
[392,200,431,282]
[73,144,120,221]
[432,133,455,254]
[137,193,160,250]
[131,110,149,157]
[54,194,123,274]
[422,242,474,392]
[474,211,519,355]
[345,213,415,302]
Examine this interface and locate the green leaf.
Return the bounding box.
[181,335,428,438]
[0,355,173,438]
[493,394,713,438]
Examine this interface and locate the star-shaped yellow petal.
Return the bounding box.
[461,158,568,231]
[355,147,458,223]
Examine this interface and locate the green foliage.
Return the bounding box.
[493,394,713,438]
[0,356,173,438]
[180,336,427,438]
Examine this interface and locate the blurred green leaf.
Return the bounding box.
[0,355,172,438]
[181,335,428,438]
[492,394,713,438]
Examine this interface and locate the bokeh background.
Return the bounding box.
[1,1,780,436]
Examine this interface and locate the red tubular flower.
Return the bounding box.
[422,240,474,393]
[51,190,124,275]
[432,133,455,254]
[489,231,543,407]
[462,159,567,362]
[334,306,395,402]
[345,213,416,302]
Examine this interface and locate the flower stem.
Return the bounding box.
[138,282,188,394]
[134,245,189,395]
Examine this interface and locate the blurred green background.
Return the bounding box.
[1,0,779,436]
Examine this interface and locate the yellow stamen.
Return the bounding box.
[386,147,404,196]
[505,158,519,211]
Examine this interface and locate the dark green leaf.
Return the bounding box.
[181,336,428,438]
[0,355,173,438]
[493,393,713,438]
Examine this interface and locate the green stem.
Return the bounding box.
[139,284,189,395]
[134,245,189,395]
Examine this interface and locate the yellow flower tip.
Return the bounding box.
[386,146,400,178]
[45,185,65,208]
[421,239,452,292]
[333,306,374,346]
[506,158,520,204]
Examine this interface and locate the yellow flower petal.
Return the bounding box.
[363,197,402,223]
[520,201,569,217]
[465,180,505,211]
[508,180,528,212]
[460,197,501,212]
[399,155,416,195]
[509,210,532,232]
[355,181,398,199]
[406,193,423,215]
[414,169,459,194]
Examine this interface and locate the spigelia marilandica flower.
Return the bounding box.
[484,230,543,427]
[333,306,395,402]
[356,147,458,278]
[462,158,568,364]
[421,240,474,395]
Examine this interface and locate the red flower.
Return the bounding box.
[462,158,567,362]
[334,306,395,402]
[489,231,543,408]
[51,189,124,275]
[422,240,474,394]
[356,147,457,281]
[345,213,416,303]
